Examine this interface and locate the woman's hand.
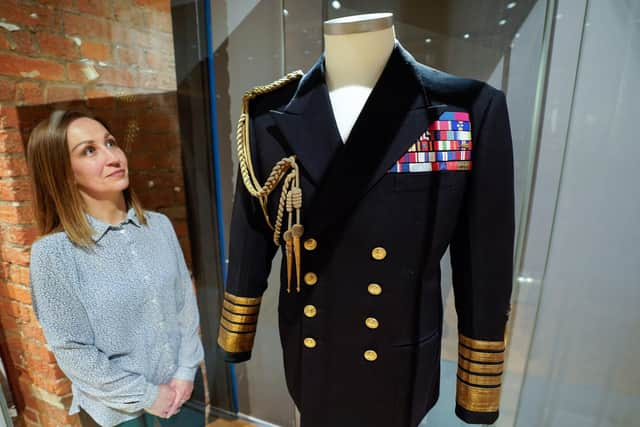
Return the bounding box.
[165,378,194,417]
[146,384,176,418]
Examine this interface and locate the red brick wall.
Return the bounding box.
[0,1,190,426]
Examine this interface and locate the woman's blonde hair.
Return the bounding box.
[27,110,146,246]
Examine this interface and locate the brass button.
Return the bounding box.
[364,350,378,361]
[304,305,317,318]
[371,247,387,260]
[303,337,317,348]
[304,272,318,286]
[365,317,379,329]
[367,283,382,296]
[304,238,317,251]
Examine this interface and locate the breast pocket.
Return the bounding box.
[392,170,468,192]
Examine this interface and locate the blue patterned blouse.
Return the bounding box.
[29,208,204,427]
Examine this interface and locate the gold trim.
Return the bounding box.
[459,346,504,364]
[223,300,260,315]
[459,334,505,351]
[458,357,503,375]
[218,326,256,353]
[457,370,502,386]
[304,272,318,286]
[304,238,317,251]
[220,318,257,333]
[371,247,387,260]
[225,292,262,306]
[303,305,317,318]
[222,309,258,324]
[365,317,379,329]
[236,70,305,247]
[364,350,378,361]
[367,283,382,295]
[456,381,501,412]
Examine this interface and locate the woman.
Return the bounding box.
[27,110,204,426]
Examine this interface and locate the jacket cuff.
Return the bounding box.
[455,334,505,424]
[173,366,198,381]
[455,404,499,424]
[221,350,252,363]
[217,292,261,356]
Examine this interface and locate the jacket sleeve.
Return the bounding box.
[162,215,205,381]
[29,239,159,412]
[449,90,515,424]
[217,162,279,363]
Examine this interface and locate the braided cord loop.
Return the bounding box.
[236,70,304,245]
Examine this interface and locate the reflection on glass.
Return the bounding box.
[515,1,640,426]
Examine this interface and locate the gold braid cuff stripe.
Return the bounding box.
[459,334,506,351]
[456,381,501,412]
[223,300,260,315]
[218,325,256,353]
[458,346,505,364]
[222,307,258,324]
[224,292,262,306]
[457,370,502,386]
[220,317,257,333]
[218,292,262,353]
[458,357,504,375]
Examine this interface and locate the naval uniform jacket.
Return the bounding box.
[218,43,515,427]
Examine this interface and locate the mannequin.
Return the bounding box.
[220,12,515,426]
[323,13,396,142]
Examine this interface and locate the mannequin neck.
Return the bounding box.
[324,26,396,91]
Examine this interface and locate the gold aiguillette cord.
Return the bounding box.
[235,70,306,293]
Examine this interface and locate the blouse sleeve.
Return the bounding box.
[161,215,205,381]
[29,237,159,412]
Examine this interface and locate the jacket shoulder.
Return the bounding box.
[413,62,503,108]
[246,71,304,116]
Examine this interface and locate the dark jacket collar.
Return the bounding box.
[269,42,436,235]
[269,41,431,183]
[282,41,431,115]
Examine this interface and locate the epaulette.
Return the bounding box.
[236,70,305,293]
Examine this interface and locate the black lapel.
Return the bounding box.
[269,57,343,186]
[304,44,433,235]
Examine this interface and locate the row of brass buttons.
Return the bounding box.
[302,244,386,361]
[365,247,385,361]
[303,238,318,348]
[304,239,317,289]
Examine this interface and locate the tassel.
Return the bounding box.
[292,224,304,292]
[283,230,293,293]
[289,185,304,292]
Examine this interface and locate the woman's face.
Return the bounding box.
[67,117,129,199]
